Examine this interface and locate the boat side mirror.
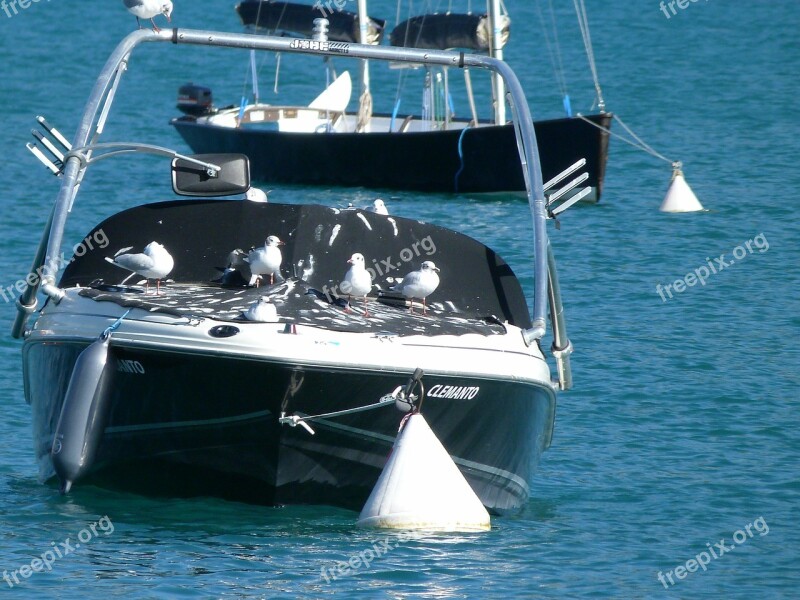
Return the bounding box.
[171,153,251,197]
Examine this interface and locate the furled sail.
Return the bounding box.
[390,13,510,52]
[236,1,385,45]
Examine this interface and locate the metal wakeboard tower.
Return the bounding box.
[12,28,572,390]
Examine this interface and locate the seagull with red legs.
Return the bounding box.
[123,0,173,33]
[342,253,373,317]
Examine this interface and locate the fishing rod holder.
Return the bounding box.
[27,115,72,176]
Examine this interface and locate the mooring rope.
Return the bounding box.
[576,113,676,166]
[281,395,395,427]
[101,309,131,339]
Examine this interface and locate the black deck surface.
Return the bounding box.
[62,199,531,335]
[79,280,507,336]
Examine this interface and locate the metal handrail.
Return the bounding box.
[12,28,568,386]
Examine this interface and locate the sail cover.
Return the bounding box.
[236,1,385,45]
[390,13,510,51]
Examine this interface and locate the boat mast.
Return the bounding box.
[488,0,506,124]
[356,0,372,131]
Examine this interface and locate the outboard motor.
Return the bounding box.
[177,83,214,116]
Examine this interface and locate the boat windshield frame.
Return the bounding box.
[12,28,570,388]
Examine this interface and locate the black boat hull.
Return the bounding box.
[25,340,556,513]
[171,113,612,196]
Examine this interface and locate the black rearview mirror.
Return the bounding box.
[171,153,251,197]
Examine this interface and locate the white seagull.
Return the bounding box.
[369,199,389,215]
[342,253,373,316]
[245,187,268,203]
[393,261,440,315]
[243,296,279,322]
[246,235,283,287]
[106,241,174,295]
[123,0,173,33]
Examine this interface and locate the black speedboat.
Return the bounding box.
[17,28,574,513]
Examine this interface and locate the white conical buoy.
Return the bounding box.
[660,163,704,213]
[357,413,491,532]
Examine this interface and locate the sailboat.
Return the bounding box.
[171,0,612,197]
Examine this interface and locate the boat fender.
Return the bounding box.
[660,162,704,213]
[357,413,490,531]
[51,334,115,494]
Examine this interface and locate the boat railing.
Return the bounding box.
[229,104,348,122]
[11,28,572,390]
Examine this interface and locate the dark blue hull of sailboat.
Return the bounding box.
[171,113,612,196]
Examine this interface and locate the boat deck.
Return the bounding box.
[78,280,506,337]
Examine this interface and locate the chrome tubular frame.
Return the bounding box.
[11,28,572,389]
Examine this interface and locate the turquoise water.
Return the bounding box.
[1,1,798,597]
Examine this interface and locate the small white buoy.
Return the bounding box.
[660,162,704,213]
[357,413,490,532]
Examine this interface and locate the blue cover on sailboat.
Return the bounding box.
[236,1,385,44]
[390,13,509,51]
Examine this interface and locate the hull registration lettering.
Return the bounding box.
[427,384,479,400]
[117,359,145,374]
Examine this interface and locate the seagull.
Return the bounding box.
[369,199,389,215]
[393,261,440,315]
[343,253,373,316]
[245,187,268,202]
[123,0,173,33]
[243,296,279,322]
[214,248,251,287]
[245,235,283,286]
[106,241,174,295]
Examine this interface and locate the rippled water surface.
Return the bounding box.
[0,1,797,597]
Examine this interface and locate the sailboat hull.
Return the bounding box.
[172,113,612,197]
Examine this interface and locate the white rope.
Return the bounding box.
[285,397,394,424]
[576,113,675,165]
[572,0,605,111]
[356,89,373,132]
[279,386,409,431]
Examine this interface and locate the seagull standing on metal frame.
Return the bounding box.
[123,0,173,33]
